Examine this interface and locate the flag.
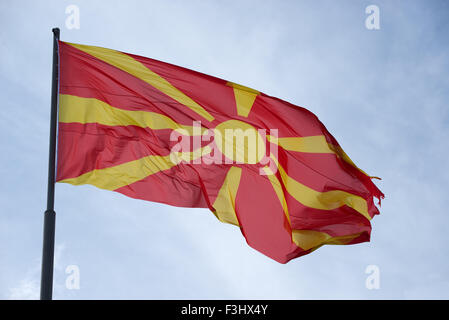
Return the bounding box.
[56,41,384,263]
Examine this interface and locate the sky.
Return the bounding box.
[1,0,448,299]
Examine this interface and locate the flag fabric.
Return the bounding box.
[56,41,384,263]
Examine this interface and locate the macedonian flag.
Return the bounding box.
[56,41,384,263]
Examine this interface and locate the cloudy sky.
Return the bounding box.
[1,0,448,299]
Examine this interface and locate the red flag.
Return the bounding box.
[56,41,384,263]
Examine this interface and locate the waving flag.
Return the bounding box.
[56,41,384,263]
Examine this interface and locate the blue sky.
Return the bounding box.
[1,0,448,299]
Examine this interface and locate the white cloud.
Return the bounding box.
[6,243,66,300]
[8,279,40,300]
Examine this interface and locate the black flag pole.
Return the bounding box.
[40,27,60,300]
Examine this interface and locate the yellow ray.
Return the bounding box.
[268,135,374,178]
[261,166,290,224]
[292,230,363,251]
[67,42,215,122]
[328,144,372,177]
[278,164,370,220]
[59,94,206,136]
[268,135,334,154]
[227,82,259,118]
[212,166,242,226]
[59,146,212,191]
[262,166,365,250]
[268,155,371,220]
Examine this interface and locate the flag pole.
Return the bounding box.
[40,27,60,300]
